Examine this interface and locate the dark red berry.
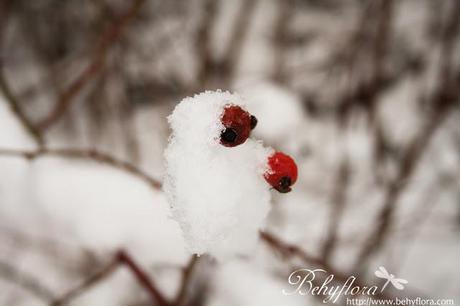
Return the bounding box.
[220,105,253,147]
[264,152,298,193]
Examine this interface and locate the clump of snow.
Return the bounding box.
[164,91,274,260]
[30,157,187,265]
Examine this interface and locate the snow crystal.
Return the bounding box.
[164,91,274,260]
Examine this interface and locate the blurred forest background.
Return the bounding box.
[0,0,459,305]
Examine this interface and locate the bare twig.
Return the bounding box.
[222,0,257,85]
[0,70,45,146]
[354,0,460,272]
[338,0,395,119]
[0,0,44,146]
[50,259,118,306]
[173,255,199,306]
[0,147,162,190]
[195,0,219,88]
[0,259,55,302]
[117,250,170,306]
[37,0,146,131]
[271,0,294,84]
[51,250,170,306]
[195,0,257,88]
[260,231,393,300]
[321,159,350,262]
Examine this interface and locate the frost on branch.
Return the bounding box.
[164,91,274,260]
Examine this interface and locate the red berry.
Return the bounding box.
[220,105,256,147]
[264,152,298,193]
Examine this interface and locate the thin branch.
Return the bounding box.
[117,250,170,306]
[37,0,146,131]
[50,259,118,306]
[221,0,257,86]
[51,250,170,306]
[321,159,350,262]
[260,231,394,300]
[173,255,199,306]
[0,147,162,190]
[261,231,334,272]
[0,70,45,146]
[271,0,294,84]
[0,0,44,146]
[195,0,219,88]
[0,259,55,302]
[354,0,460,272]
[338,0,395,119]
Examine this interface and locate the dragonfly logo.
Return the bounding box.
[374,266,408,292]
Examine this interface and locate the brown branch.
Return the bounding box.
[195,0,219,88]
[321,159,350,262]
[0,147,162,190]
[354,0,460,272]
[221,0,257,85]
[37,0,146,131]
[260,231,393,300]
[354,76,460,273]
[338,0,395,119]
[173,255,199,306]
[0,0,45,146]
[261,231,334,273]
[0,69,45,146]
[271,0,294,84]
[369,0,394,90]
[0,260,55,302]
[50,259,118,306]
[195,0,257,88]
[117,250,170,306]
[51,250,170,306]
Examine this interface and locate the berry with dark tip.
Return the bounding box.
[264,152,298,193]
[220,105,254,147]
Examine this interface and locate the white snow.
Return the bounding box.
[0,97,188,304]
[164,91,274,260]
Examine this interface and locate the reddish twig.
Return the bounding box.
[321,159,350,262]
[195,0,256,88]
[50,260,118,306]
[0,260,55,303]
[222,0,257,85]
[271,0,294,84]
[0,69,45,146]
[353,0,460,273]
[173,255,199,306]
[37,0,146,131]
[261,231,333,271]
[195,0,219,88]
[0,0,44,146]
[0,147,162,190]
[51,250,170,306]
[260,231,394,300]
[117,250,170,306]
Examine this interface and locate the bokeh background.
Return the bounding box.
[0,0,459,305]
